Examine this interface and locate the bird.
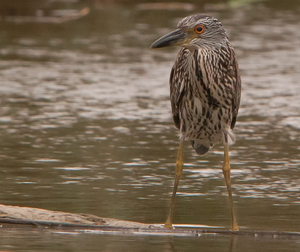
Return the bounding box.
[150,14,241,231]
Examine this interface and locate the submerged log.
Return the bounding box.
[0,204,299,238]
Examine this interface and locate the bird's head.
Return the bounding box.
[150,14,228,50]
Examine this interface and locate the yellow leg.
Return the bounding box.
[223,142,239,231]
[165,141,184,228]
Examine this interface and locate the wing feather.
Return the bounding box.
[169,48,189,129]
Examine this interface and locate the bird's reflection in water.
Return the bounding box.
[159,235,237,252]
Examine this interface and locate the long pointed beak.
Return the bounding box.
[150,29,188,49]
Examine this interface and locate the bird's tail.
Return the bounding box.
[190,140,210,156]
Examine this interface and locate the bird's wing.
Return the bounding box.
[169,48,189,130]
[204,45,241,129]
[229,48,241,129]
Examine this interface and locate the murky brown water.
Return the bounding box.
[0,0,300,251]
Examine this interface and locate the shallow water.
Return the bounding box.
[0,0,300,251]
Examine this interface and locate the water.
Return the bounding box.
[0,0,300,251]
[1,228,300,252]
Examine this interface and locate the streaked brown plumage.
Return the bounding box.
[151,14,241,230]
[168,15,241,155]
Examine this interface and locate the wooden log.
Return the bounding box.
[0,204,299,238]
[0,204,149,228]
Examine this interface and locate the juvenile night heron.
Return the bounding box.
[150,14,241,230]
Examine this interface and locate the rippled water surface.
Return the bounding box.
[0,0,300,251]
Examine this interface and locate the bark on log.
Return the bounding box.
[0,204,149,228]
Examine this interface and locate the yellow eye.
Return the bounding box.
[194,24,205,34]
